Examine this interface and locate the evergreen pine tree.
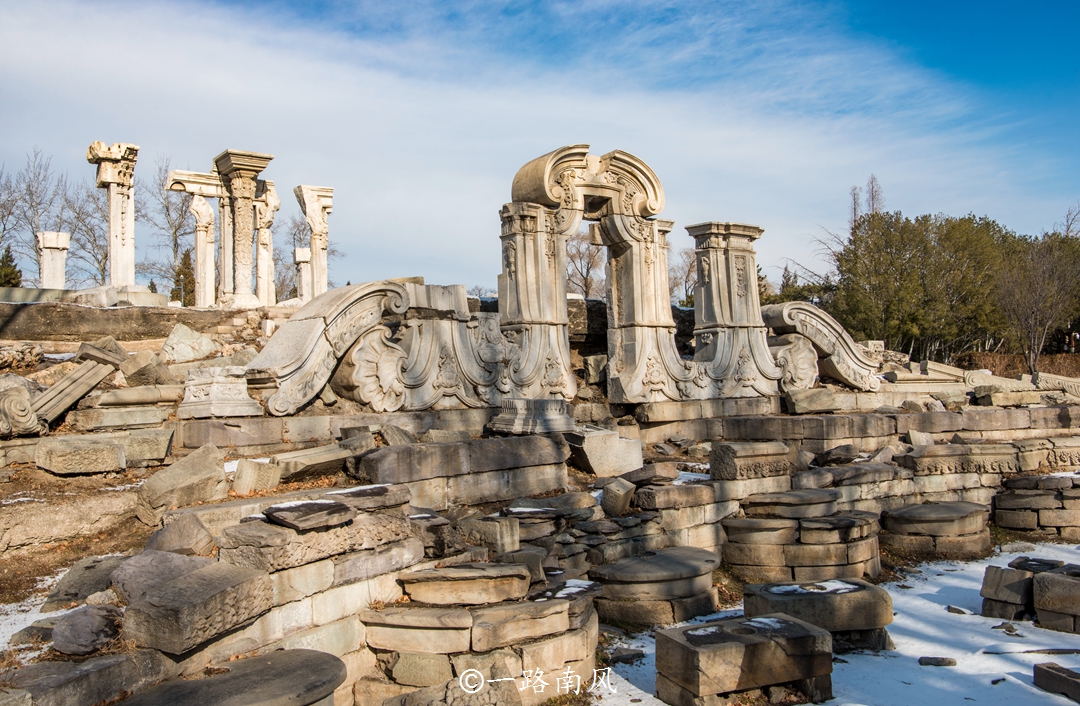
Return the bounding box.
[170,249,196,306]
[0,246,23,288]
[148,279,157,294]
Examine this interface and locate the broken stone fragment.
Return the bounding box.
[144,512,217,556]
[160,323,220,364]
[135,444,228,526]
[41,555,127,613]
[120,350,177,387]
[51,604,122,655]
[263,499,356,531]
[34,438,126,476]
[109,549,213,605]
[400,563,531,605]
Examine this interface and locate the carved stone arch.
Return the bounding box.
[246,280,409,415]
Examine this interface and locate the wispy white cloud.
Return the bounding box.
[0,0,1073,289]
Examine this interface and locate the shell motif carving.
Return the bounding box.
[0,387,47,438]
[352,326,407,413]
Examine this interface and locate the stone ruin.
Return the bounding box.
[3,144,1080,704]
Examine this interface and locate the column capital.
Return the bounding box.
[86,141,139,188]
[686,222,764,249]
[213,149,274,182]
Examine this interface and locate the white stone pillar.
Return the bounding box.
[294,247,313,303]
[86,141,139,287]
[189,196,216,308]
[294,185,333,297]
[215,150,274,310]
[254,180,280,307]
[218,194,232,301]
[35,231,70,290]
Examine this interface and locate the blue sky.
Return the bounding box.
[0,0,1077,289]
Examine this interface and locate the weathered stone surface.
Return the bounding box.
[705,474,791,502]
[1034,662,1080,702]
[35,438,126,476]
[595,589,719,627]
[980,565,1034,605]
[655,613,832,696]
[136,444,228,525]
[634,484,714,510]
[601,477,635,517]
[110,550,214,605]
[995,509,1039,530]
[1037,609,1077,633]
[124,562,273,654]
[724,542,786,566]
[895,443,1019,476]
[710,441,789,481]
[786,388,843,414]
[417,428,472,443]
[231,459,282,496]
[264,500,356,531]
[66,405,172,432]
[144,513,216,557]
[814,444,859,467]
[784,542,850,567]
[446,463,567,507]
[354,442,469,484]
[1034,565,1080,616]
[981,597,1026,620]
[742,489,841,519]
[0,650,180,706]
[359,606,473,654]
[881,501,989,536]
[564,425,642,477]
[457,516,520,554]
[51,604,122,655]
[621,462,680,486]
[161,323,220,364]
[385,651,453,687]
[401,563,531,605]
[332,537,425,587]
[117,649,345,706]
[265,443,352,480]
[744,579,892,632]
[996,490,1062,510]
[121,350,177,387]
[218,513,411,572]
[471,599,569,652]
[723,517,800,545]
[324,483,410,510]
[41,555,127,613]
[799,516,875,544]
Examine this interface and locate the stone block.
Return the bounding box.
[655,613,832,696]
[264,500,356,531]
[742,489,841,519]
[354,442,470,484]
[446,464,567,506]
[52,604,122,655]
[1034,662,1080,701]
[457,516,520,554]
[471,599,570,652]
[136,443,228,526]
[124,562,274,654]
[786,388,843,414]
[1037,609,1077,633]
[232,459,282,496]
[67,405,172,432]
[402,562,531,606]
[635,484,714,510]
[799,515,875,544]
[784,542,850,567]
[881,501,988,536]
[359,606,473,654]
[723,518,800,545]
[176,366,264,419]
[710,441,790,481]
[595,589,719,627]
[706,475,791,502]
[1035,565,1080,616]
[601,477,635,517]
[218,513,411,572]
[518,616,594,673]
[332,538,425,587]
[312,573,403,625]
[41,555,127,613]
[0,650,180,706]
[743,579,892,632]
[278,617,364,657]
[961,407,1030,431]
[727,564,794,583]
[468,434,571,473]
[110,549,214,605]
[997,490,1062,510]
[161,323,220,363]
[387,651,454,687]
[724,542,786,566]
[35,438,126,476]
[121,350,177,387]
[324,483,411,510]
[1040,509,1080,527]
[273,559,335,605]
[564,425,642,477]
[981,597,1026,620]
[935,529,992,557]
[980,565,1034,605]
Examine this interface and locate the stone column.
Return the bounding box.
[189,196,216,307]
[35,231,70,290]
[687,221,782,397]
[86,141,139,287]
[254,181,280,307]
[214,150,273,309]
[218,194,232,301]
[294,248,312,303]
[294,185,333,297]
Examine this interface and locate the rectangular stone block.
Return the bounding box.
[710,441,790,481]
[655,613,831,696]
[359,607,473,654]
[1035,565,1080,616]
[35,438,126,475]
[446,464,566,506]
[1038,609,1078,633]
[1040,509,1080,527]
[981,565,1034,604]
[668,523,727,550]
[635,484,714,510]
[137,444,228,525]
[332,538,425,586]
[894,412,964,434]
[218,513,412,572]
[981,597,1026,620]
[1034,662,1080,701]
[124,563,274,654]
[997,490,1062,510]
[706,475,791,502]
[784,542,849,567]
[67,405,172,431]
[181,418,284,449]
[471,600,569,652]
[273,559,335,605]
[517,616,593,673]
[312,574,403,625]
[469,435,570,473]
[0,650,180,706]
[276,616,363,657]
[232,459,283,496]
[355,442,470,484]
[962,408,1030,431]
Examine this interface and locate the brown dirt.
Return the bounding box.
[954,352,1080,379]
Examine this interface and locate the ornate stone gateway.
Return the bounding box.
[248,145,825,415]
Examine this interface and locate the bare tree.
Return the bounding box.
[12,149,66,282]
[668,247,697,306]
[136,157,194,288]
[63,181,110,286]
[996,232,1079,374]
[272,214,308,300]
[566,228,605,299]
[0,166,18,249]
[1058,201,1080,238]
[467,285,496,298]
[865,174,884,214]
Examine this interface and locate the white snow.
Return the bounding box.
[601,542,1080,705]
[265,499,337,509]
[767,579,859,595]
[326,483,389,494]
[673,471,710,485]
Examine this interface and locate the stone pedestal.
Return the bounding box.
[214,150,274,310]
[35,231,70,289]
[488,398,575,434]
[294,185,333,298]
[294,248,313,303]
[177,367,263,419]
[86,141,139,287]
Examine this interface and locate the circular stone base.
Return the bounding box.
[881,501,989,537]
[879,528,991,558]
[595,588,720,626]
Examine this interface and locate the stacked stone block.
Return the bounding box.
[722,490,881,582]
[655,614,833,706]
[589,547,720,625]
[980,556,1064,620]
[1034,564,1080,634]
[879,501,991,558]
[995,475,1080,539]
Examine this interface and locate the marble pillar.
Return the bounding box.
[86,142,139,287]
[189,196,216,308]
[214,150,273,309]
[294,247,312,303]
[35,231,70,290]
[255,180,280,307]
[294,185,333,297]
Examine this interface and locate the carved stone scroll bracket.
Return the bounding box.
[0,387,48,439]
[1033,372,1080,397]
[768,333,819,391]
[246,281,409,416]
[761,301,881,392]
